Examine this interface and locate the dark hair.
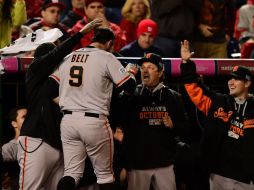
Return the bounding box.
[34,42,56,57]
[8,106,27,122]
[92,28,115,44]
[2,0,13,22]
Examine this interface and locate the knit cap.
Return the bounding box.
[85,0,104,6]
[42,0,66,11]
[137,19,158,38]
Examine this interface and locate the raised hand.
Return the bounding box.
[95,12,110,28]
[180,40,194,63]
[79,18,103,34]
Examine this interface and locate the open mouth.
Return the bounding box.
[143,75,149,81]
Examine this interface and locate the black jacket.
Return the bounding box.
[181,60,254,184]
[20,32,83,150]
[122,83,190,169]
[150,0,202,40]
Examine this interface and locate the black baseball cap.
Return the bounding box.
[230,65,252,81]
[42,0,66,11]
[137,53,163,70]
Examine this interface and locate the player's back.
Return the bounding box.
[58,47,129,116]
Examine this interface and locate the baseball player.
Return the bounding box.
[181,40,254,190]
[17,19,102,190]
[51,28,137,190]
[2,106,27,162]
[1,106,27,190]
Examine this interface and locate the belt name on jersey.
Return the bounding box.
[71,54,89,63]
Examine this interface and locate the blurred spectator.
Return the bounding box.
[150,0,201,58]
[120,19,163,57]
[25,0,43,18]
[234,0,254,58]
[71,0,127,52]
[1,106,27,190]
[59,0,73,19]
[193,0,235,58]
[119,0,150,44]
[28,0,70,42]
[61,0,86,29]
[104,0,126,24]
[0,0,27,48]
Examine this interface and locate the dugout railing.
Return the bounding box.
[0,56,254,143]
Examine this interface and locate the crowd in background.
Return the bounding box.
[1,0,254,190]
[0,0,254,58]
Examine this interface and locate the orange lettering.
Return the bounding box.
[214,107,233,122]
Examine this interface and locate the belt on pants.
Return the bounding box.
[63,110,100,118]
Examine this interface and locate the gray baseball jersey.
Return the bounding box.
[2,139,18,161]
[53,47,131,115]
[50,47,132,185]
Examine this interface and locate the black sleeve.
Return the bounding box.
[180,60,199,83]
[47,78,59,100]
[30,32,83,79]
[171,92,191,143]
[118,76,137,95]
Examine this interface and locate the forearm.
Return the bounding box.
[118,77,136,95]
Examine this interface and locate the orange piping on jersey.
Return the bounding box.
[116,75,131,87]
[185,83,212,116]
[50,74,60,83]
[244,119,254,129]
[21,137,28,190]
[105,120,114,176]
[244,125,254,129]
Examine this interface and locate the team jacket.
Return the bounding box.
[20,32,83,150]
[181,60,254,184]
[121,83,190,170]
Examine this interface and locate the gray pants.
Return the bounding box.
[210,173,254,190]
[18,136,64,190]
[60,113,114,185]
[127,165,176,190]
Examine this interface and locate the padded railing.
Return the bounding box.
[1,56,254,76]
